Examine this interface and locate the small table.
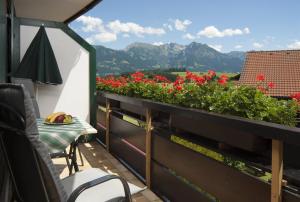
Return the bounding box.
[37,117,97,173]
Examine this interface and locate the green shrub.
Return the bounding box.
[97,71,299,126]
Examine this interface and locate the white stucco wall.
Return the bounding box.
[20,25,90,122]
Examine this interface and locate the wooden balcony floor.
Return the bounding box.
[53,141,162,202]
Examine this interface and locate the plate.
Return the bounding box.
[43,120,75,125]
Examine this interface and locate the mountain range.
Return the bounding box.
[95,42,246,75]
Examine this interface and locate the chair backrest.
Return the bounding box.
[0,84,67,202]
[11,77,41,118]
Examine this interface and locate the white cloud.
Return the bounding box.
[234,45,243,49]
[77,15,166,44]
[107,20,165,37]
[287,41,300,49]
[208,44,223,52]
[87,32,117,43]
[197,26,250,38]
[174,19,192,31]
[263,36,275,44]
[153,42,164,46]
[182,33,196,40]
[85,37,94,44]
[163,23,173,31]
[253,42,264,48]
[76,15,105,32]
[243,27,250,34]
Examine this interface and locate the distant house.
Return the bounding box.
[239,50,300,98]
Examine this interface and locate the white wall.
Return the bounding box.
[20,25,90,122]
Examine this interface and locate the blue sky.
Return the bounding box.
[70,0,300,52]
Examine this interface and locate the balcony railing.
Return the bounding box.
[96,91,300,202]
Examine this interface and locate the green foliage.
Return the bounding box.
[207,85,298,126]
[97,73,299,126]
[171,135,271,183]
[172,71,238,78]
[171,135,246,171]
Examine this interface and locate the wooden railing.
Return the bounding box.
[96,92,300,202]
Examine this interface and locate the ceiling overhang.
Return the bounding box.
[14,0,102,23]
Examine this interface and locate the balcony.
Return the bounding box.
[1,0,300,201]
[93,92,300,202]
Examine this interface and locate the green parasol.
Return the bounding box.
[14,26,62,85]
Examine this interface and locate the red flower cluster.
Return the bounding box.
[291,92,300,104]
[218,74,229,85]
[154,75,170,83]
[202,70,216,81]
[186,71,206,85]
[255,74,275,94]
[97,70,234,93]
[175,85,183,91]
[256,74,265,81]
[131,71,145,82]
[208,70,216,77]
[96,76,101,83]
[173,76,184,91]
[268,82,275,89]
[142,78,156,84]
[97,75,127,88]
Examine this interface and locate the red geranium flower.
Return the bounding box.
[134,77,143,82]
[176,85,183,91]
[173,76,184,86]
[154,75,170,83]
[218,79,227,85]
[195,76,206,85]
[219,74,229,81]
[186,71,194,80]
[96,77,101,83]
[208,70,216,77]
[204,75,212,81]
[256,74,265,81]
[131,71,144,80]
[291,92,300,102]
[268,82,275,89]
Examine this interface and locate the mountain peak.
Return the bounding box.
[125,42,156,50]
[95,42,245,75]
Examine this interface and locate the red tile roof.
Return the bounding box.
[239,50,300,97]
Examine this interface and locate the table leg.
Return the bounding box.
[63,150,71,174]
[69,140,79,175]
[77,145,84,166]
[73,142,79,172]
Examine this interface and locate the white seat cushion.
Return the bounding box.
[61,168,146,202]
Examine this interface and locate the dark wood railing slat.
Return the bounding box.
[96,93,300,202]
[146,108,152,188]
[272,140,284,202]
[105,98,110,151]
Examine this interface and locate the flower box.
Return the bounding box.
[98,92,299,153]
[96,71,300,153]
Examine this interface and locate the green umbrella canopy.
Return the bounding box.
[14,26,62,85]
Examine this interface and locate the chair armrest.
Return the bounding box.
[67,174,132,202]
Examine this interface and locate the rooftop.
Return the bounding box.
[239,50,300,97]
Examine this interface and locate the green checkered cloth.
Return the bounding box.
[37,117,97,153]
